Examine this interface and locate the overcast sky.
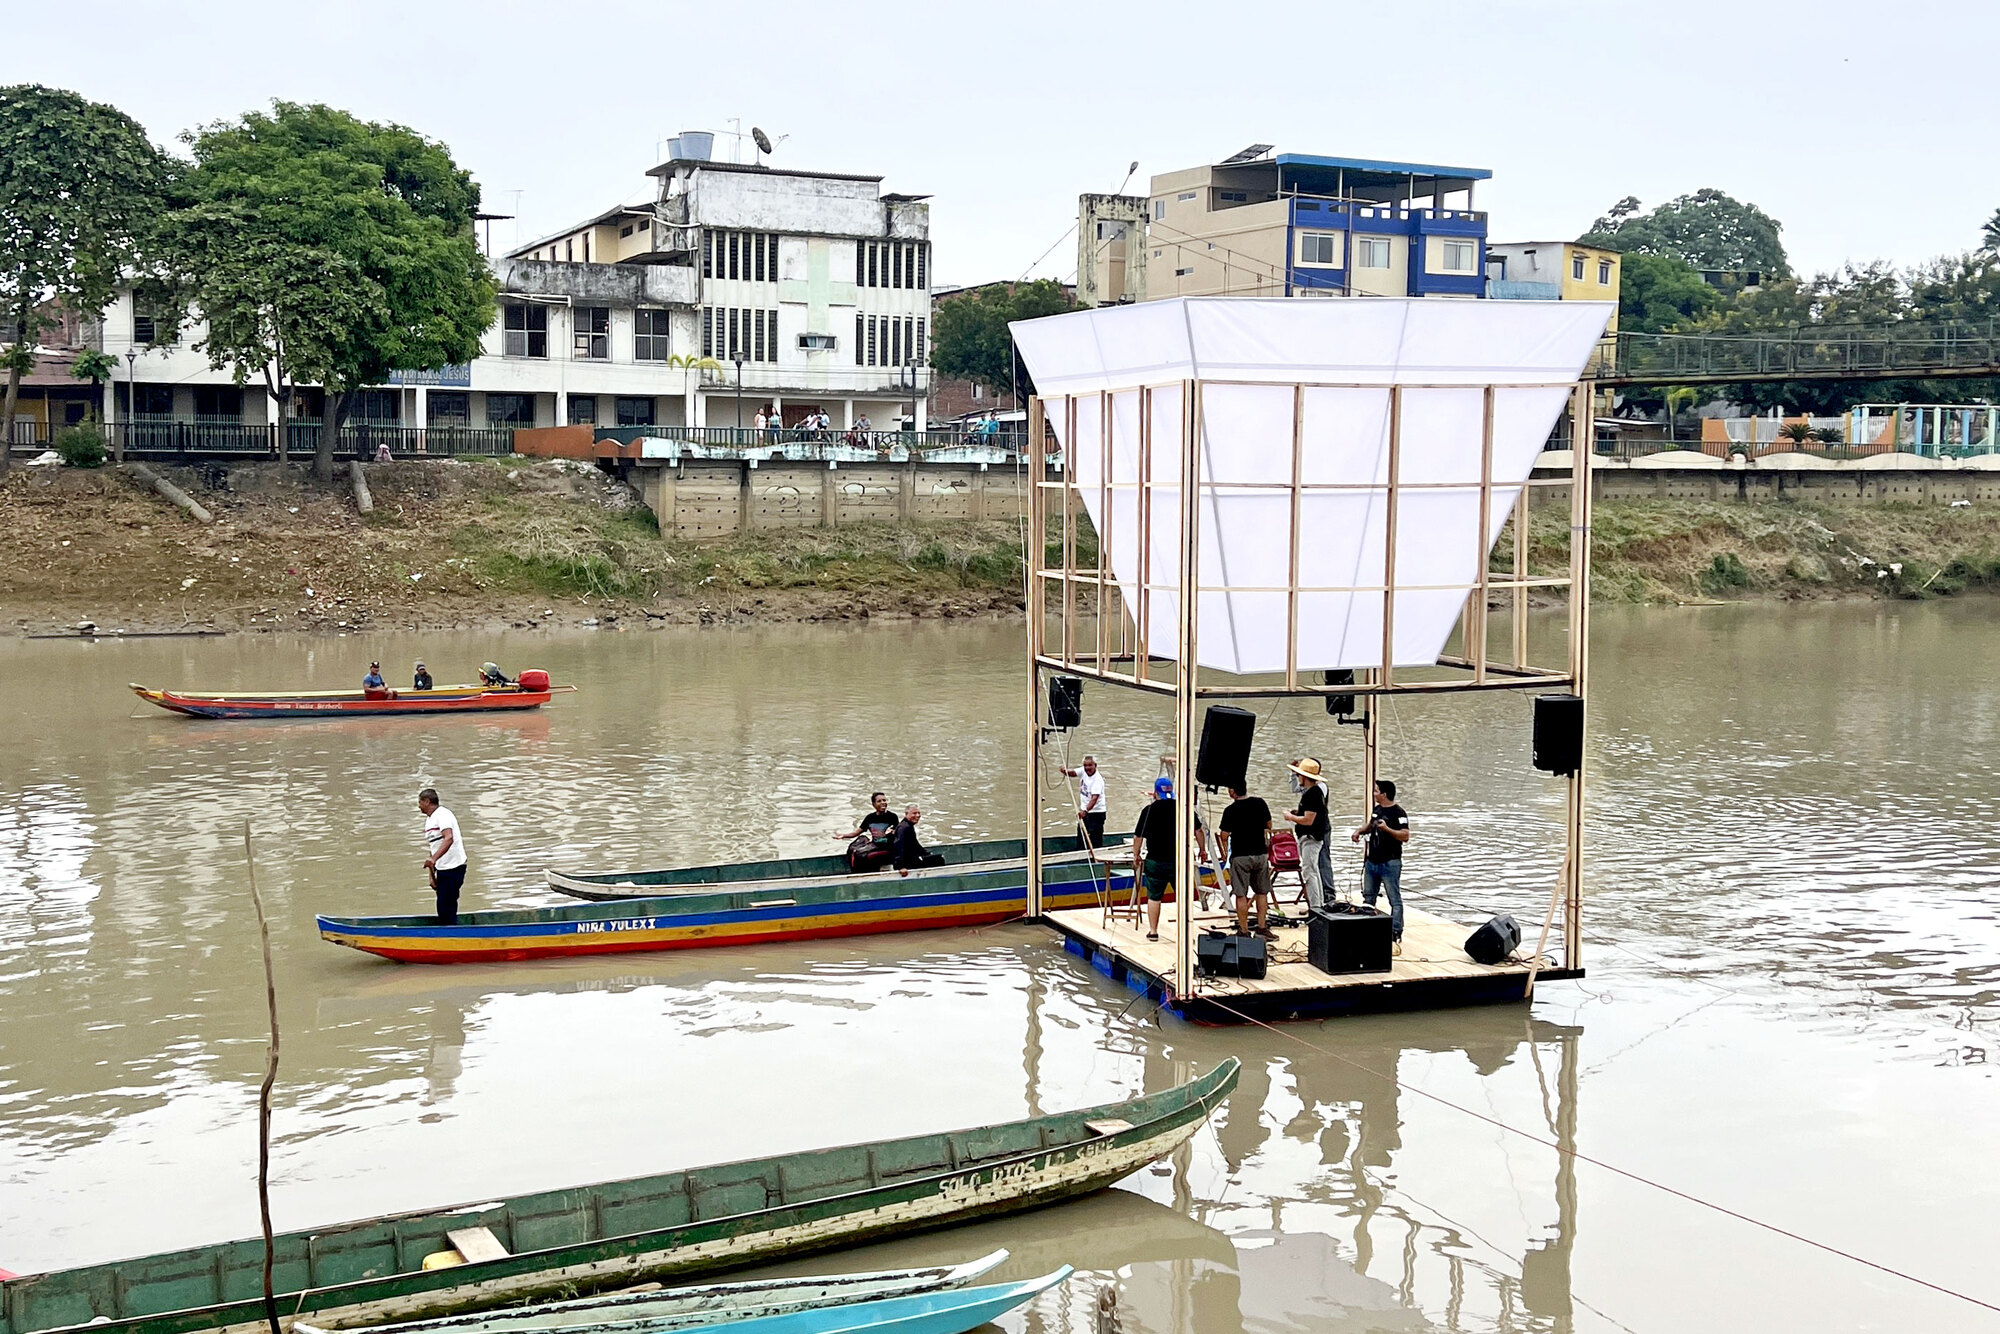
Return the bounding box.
[8,0,1995,287]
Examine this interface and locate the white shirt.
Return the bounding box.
[1077,770,1107,818]
[425,805,467,871]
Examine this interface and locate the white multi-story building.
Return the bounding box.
[67,135,930,444]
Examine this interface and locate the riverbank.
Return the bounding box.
[8,457,2000,635]
[0,458,1028,635]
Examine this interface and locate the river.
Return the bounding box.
[1,605,1997,1332]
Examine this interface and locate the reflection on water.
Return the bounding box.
[2,608,1999,1331]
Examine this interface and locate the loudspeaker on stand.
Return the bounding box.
[1195,705,1256,792]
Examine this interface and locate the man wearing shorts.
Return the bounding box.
[1131,776,1180,941]
[1217,783,1276,939]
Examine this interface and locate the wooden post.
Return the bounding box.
[1563,385,1592,969]
[1286,384,1303,693]
[1025,396,1048,919]
[1172,380,1201,997]
[1472,387,1495,683]
[242,823,282,1334]
[1380,386,1402,690]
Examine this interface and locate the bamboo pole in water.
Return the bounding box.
[243,822,282,1334]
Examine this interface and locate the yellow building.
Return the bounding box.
[1484,241,1620,331]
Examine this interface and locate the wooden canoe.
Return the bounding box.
[320,849,1207,964]
[0,1062,1238,1334]
[291,1251,1009,1334]
[130,683,573,720]
[656,1270,1070,1334]
[545,834,1132,902]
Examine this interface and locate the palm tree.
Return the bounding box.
[667,354,723,434]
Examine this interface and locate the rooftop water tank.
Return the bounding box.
[677,130,714,161]
[664,135,683,161]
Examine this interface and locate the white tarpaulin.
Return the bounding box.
[1010,297,1613,675]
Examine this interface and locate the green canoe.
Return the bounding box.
[0,1061,1238,1334]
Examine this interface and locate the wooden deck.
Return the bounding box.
[1042,897,1582,1024]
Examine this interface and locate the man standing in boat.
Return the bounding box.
[417,787,467,924]
[1060,755,1107,849]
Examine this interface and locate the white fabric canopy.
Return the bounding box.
[1011,297,1613,675]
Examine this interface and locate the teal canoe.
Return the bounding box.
[672,1269,1070,1334]
[0,1061,1238,1334]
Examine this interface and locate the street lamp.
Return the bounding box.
[121,348,136,465]
[733,355,745,442]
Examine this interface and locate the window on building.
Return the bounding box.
[727,308,740,360]
[568,395,598,426]
[703,232,714,278]
[765,309,779,361]
[856,244,865,286]
[503,303,548,358]
[565,239,574,262]
[1356,238,1393,269]
[620,223,634,239]
[867,244,878,289]
[573,306,609,359]
[754,233,766,283]
[193,386,242,420]
[914,317,925,365]
[637,218,649,233]
[1441,240,1476,273]
[702,306,714,358]
[916,244,928,289]
[427,391,469,427]
[972,383,984,401]
[1297,231,1338,266]
[583,232,591,263]
[1175,266,1194,277]
[132,289,179,346]
[1153,200,1165,221]
[855,313,864,364]
[352,389,399,422]
[890,318,902,366]
[1572,254,1586,281]
[634,308,671,361]
[867,316,878,367]
[895,245,906,289]
[1598,259,1613,285]
[486,393,535,427]
[133,384,173,417]
[616,396,656,427]
[1178,191,1197,202]
[799,332,836,351]
[1218,190,1247,203]
[754,306,766,363]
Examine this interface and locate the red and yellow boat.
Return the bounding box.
[131,669,572,720]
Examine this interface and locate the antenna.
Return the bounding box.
[752,126,773,155]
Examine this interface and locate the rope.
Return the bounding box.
[1198,995,2000,1316]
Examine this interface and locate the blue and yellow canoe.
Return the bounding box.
[318,843,1160,964]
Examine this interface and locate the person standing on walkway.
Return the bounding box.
[1062,755,1108,849]
[1130,776,1181,941]
[1283,758,1331,912]
[1217,783,1276,939]
[417,787,467,925]
[1352,778,1410,955]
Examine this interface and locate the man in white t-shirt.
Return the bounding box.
[417,787,468,924]
[1061,755,1109,850]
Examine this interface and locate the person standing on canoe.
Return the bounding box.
[412,661,434,691]
[1060,755,1108,850]
[417,787,467,924]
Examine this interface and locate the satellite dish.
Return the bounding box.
[752,126,774,155]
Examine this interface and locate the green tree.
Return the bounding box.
[930,280,1075,399]
[0,85,170,476]
[1617,252,1723,335]
[70,348,116,421]
[1583,188,1791,279]
[1981,208,2000,252]
[167,103,494,480]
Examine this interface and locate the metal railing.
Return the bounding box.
[5,421,517,460]
[592,424,1032,462]
[1587,321,2000,387]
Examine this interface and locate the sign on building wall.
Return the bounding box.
[387,365,473,387]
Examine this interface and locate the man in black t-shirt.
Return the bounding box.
[1283,758,1332,911]
[835,791,901,871]
[892,806,945,873]
[1217,784,1275,938]
[1131,777,1181,940]
[1351,778,1411,951]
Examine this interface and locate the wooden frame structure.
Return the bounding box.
[1025,379,1595,1004]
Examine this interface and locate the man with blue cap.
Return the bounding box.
[1130,774,1181,941]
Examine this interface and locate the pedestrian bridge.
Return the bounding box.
[1585,321,2000,387]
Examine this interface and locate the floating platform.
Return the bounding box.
[1042,900,1582,1025]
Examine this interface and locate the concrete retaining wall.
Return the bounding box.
[626,459,1029,538]
[1531,465,2000,508]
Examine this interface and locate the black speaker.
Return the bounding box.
[1195,706,1256,791]
[1308,908,1392,974]
[1048,675,1082,730]
[1196,931,1268,979]
[1532,693,1583,776]
[1322,668,1356,717]
[1465,913,1522,965]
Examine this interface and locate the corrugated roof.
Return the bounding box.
[1271,152,1491,181]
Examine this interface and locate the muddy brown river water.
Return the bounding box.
[2,605,1997,1332]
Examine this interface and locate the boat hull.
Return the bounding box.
[319,865,1149,964]
[0,1064,1238,1334]
[131,685,555,720]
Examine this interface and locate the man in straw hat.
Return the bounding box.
[1282,757,1332,912]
